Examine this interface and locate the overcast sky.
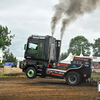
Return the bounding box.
[0,0,100,60]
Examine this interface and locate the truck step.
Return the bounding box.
[37,65,43,68]
[37,69,42,71]
[37,73,42,75]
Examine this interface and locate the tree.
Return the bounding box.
[92,38,100,57]
[3,49,17,63]
[60,52,68,61]
[67,36,91,56]
[0,25,15,50]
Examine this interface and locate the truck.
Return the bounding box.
[21,35,92,85]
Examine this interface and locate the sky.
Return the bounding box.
[0,0,100,60]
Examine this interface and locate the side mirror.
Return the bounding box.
[24,44,26,50]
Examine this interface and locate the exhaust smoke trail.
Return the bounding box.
[51,0,100,38]
[51,0,100,62]
[51,4,64,35]
[49,2,65,63]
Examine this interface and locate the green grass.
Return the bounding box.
[0,74,26,78]
[0,74,9,77]
[91,76,100,78]
[0,73,99,78]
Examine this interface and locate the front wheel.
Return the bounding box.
[66,71,81,86]
[26,67,36,79]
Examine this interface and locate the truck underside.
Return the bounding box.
[22,57,91,86]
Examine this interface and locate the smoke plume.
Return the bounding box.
[51,0,100,38]
[51,2,65,35]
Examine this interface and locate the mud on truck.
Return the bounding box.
[20,35,92,86]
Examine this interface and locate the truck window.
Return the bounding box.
[29,43,38,50]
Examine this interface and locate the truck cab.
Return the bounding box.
[24,35,60,62]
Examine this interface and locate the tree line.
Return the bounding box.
[60,36,100,61]
[0,25,17,64]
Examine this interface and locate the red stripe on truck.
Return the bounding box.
[51,72,64,77]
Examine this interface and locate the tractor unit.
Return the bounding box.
[21,35,92,85]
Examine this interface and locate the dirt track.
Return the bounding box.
[0,76,100,100]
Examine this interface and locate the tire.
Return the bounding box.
[66,71,81,86]
[26,67,36,79]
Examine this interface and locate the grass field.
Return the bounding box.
[0,74,26,77]
[91,76,100,78]
[0,74,100,78]
[0,74,9,77]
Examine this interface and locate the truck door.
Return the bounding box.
[38,43,45,59]
[27,40,39,59]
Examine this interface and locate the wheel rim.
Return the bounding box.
[68,75,77,84]
[28,70,34,77]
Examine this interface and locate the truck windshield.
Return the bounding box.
[29,42,38,50]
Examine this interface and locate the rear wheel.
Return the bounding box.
[26,67,36,79]
[66,71,81,85]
